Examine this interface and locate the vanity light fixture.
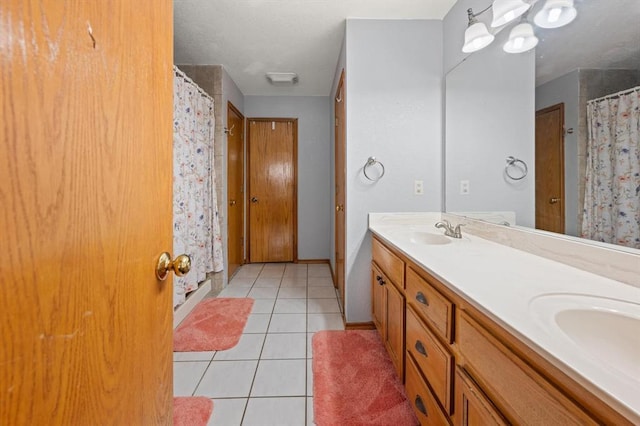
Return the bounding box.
[491,0,530,28]
[462,8,495,53]
[503,22,539,53]
[533,0,577,28]
[265,72,299,85]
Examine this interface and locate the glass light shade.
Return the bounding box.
[491,0,531,27]
[462,22,495,53]
[503,23,539,53]
[534,0,577,28]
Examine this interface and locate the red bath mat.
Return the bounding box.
[173,397,213,426]
[174,298,254,351]
[313,330,418,426]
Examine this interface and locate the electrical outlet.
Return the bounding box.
[460,180,470,195]
[414,180,424,195]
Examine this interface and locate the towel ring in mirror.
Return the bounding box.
[505,156,528,180]
[363,157,385,181]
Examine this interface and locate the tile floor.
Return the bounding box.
[174,263,345,426]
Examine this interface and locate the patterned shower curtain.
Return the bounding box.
[173,67,224,308]
[582,86,640,248]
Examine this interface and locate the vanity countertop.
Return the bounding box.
[368,212,640,423]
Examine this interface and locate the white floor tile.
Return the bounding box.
[307,397,315,426]
[214,334,265,361]
[244,314,271,333]
[248,287,279,299]
[194,360,258,398]
[173,351,215,362]
[207,398,246,426]
[173,361,209,396]
[268,314,307,333]
[307,359,313,395]
[307,298,340,313]
[242,397,306,426]
[218,286,251,298]
[307,287,338,299]
[228,277,256,288]
[280,277,308,287]
[307,333,314,358]
[307,264,332,278]
[261,333,307,359]
[307,277,334,287]
[251,298,276,314]
[277,287,307,298]
[235,266,262,278]
[253,277,281,288]
[273,298,307,314]
[250,359,306,397]
[307,313,344,332]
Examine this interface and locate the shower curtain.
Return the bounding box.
[173,67,224,307]
[582,86,640,248]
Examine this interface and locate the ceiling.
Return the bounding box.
[173,0,458,96]
[174,0,640,96]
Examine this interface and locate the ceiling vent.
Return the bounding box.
[266,72,299,85]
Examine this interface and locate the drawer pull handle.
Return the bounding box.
[414,395,427,415]
[415,340,428,357]
[416,292,429,306]
[376,275,385,286]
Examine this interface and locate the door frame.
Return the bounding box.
[226,101,245,274]
[535,102,566,233]
[246,117,298,263]
[334,69,346,308]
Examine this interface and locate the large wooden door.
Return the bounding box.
[248,119,297,263]
[0,2,174,424]
[334,70,346,310]
[227,102,245,276]
[535,103,565,234]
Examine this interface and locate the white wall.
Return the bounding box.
[536,70,580,236]
[244,96,332,260]
[344,19,443,322]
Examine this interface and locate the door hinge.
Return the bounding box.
[335,118,339,127]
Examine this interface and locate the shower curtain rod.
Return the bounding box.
[588,85,640,104]
[173,66,215,104]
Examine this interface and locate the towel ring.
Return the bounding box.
[363,157,385,181]
[505,156,528,180]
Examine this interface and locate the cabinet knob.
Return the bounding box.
[415,340,428,357]
[414,395,428,415]
[416,292,429,306]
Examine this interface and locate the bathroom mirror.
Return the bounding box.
[445,0,640,247]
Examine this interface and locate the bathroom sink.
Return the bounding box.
[529,294,640,380]
[406,231,451,245]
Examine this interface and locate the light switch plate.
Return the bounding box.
[460,180,470,195]
[414,180,424,195]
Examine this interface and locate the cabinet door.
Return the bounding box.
[371,263,386,338]
[454,369,507,426]
[385,279,405,379]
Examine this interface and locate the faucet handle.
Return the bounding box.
[453,223,465,238]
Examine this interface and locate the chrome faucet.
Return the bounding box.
[435,220,464,239]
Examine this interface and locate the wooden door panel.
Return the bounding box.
[1,2,173,424]
[248,119,296,263]
[535,104,565,234]
[227,102,245,276]
[334,70,346,309]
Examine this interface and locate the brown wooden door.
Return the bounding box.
[227,102,245,276]
[535,103,565,234]
[334,70,346,310]
[247,119,297,263]
[0,2,173,424]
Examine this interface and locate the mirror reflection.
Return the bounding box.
[445,0,640,249]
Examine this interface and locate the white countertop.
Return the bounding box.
[368,212,640,423]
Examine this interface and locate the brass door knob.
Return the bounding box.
[550,197,560,204]
[335,204,344,212]
[156,252,191,281]
[230,200,237,206]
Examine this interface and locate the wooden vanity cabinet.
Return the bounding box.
[370,236,633,426]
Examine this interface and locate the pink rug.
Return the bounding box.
[174,298,254,351]
[173,397,213,426]
[313,330,418,426]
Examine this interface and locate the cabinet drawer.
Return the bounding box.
[372,237,404,288]
[457,311,597,425]
[406,306,453,414]
[406,267,454,343]
[405,353,450,426]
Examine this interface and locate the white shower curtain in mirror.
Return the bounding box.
[173,68,224,308]
[583,87,640,249]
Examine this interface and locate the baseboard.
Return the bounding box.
[297,259,330,264]
[345,322,376,330]
[173,279,212,329]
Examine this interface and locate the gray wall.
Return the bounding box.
[342,19,443,322]
[244,96,332,260]
[536,70,580,236]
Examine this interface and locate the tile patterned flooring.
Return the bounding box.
[173,263,344,426]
